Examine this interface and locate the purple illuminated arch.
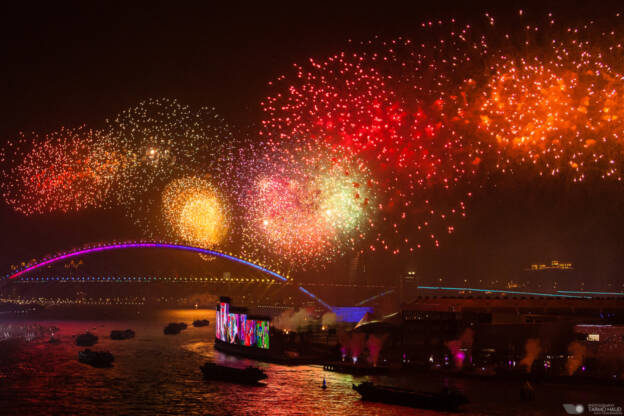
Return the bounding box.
[5,242,333,310]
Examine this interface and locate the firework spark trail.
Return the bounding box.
[0,126,122,215]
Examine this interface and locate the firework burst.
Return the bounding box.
[4,13,624,275]
[240,144,376,269]
[260,26,482,254]
[160,176,230,248]
[104,97,234,207]
[0,126,121,215]
[476,16,624,181]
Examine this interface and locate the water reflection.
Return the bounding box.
[0,310,620,415]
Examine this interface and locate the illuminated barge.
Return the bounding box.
[214,297,272,358]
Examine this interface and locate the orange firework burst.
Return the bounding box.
[476,18,624,181]
[161,176,229,248]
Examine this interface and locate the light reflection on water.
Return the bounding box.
[0,309,621,415]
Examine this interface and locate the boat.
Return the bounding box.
[75,332,98,346]
[352,382,468,412]
[200,362,267,385]
[192,319,210,327]
[78,349,114,368]
[164,322,187,335]
[48,336,60,344]
[110,329,135,340]
[214,338,317,365]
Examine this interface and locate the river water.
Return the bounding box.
[0,309,621,415]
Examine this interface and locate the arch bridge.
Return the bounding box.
[3,241,332,310]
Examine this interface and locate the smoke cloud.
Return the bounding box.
[338,330,351,358]
[321,312,338,327]
[566,341,587,376]
[350,332,366,360]
[189,292,218,307]
[273,308,312,332]
[445,328,474,369]
[366,333,388,366]
[519,338,542,372]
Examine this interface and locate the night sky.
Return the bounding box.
[2,1,624,289]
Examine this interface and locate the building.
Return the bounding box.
[522,260,575,291]
[352,294,624,376]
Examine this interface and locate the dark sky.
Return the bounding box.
[1,1,624,289]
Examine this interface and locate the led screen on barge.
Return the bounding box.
[216,297,269,349]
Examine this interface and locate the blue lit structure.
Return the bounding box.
[332,306,373,323]
[557,290,624,296]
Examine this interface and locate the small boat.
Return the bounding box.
[110,329,135,340]
[200,362,267,385]
[78,349,114,368]
[164,323,187,335]
[75,332,98,346]
[352,382,468,412]
[192,319,210,327]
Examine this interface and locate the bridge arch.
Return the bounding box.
[5,241,332,310]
